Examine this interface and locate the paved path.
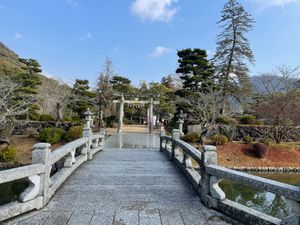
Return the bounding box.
[106,125,160,134]
[5,135,238,225]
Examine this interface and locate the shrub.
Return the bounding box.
[63,116,72,122]
[165,131,172,136]
[29,111,40,121]
[40,114,55,121]
[182,132,200,143]
[124,117,133,125]
[239,115,256,125]
[260,137,272,147]
[66,126,83,141]
[165,120,177,132]
[106,115,117,128]
[243,135,253,144]
[0,145,17,162]
[211,135,228,146]
[216,116,230,125]
[71,116,81,122]
[253,143,269,159]
[39,127,65,144]
[256,120,264,125]
[216,116,237,125]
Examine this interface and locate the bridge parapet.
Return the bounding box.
[0,110,106,222]
[160,130,300,225]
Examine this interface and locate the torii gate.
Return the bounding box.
[113,94,159,134]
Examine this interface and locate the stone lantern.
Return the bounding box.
[177,109,185,137]
[83,108,93,137]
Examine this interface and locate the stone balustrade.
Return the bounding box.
[160,129,300,225]
[0,126,106,222]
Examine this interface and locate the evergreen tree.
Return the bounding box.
[110,76,133,94]
[19,58,42,76]
[70,79,96,119]
[213,0,254,100]
[16,58,42,115]
[149,82,175,121]
[139,81,150,96]
[176,48,215,92]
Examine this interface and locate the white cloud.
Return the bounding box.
[149,46,173,58]
[66,0,78,7]
[249,0,299,8]
[131,0,178,22]
[81,32,92,40]
[14,33,24,40]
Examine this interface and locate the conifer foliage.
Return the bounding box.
[176,48,215,92]
[16,58,42,114]
[213,0,254,98]
[70,79,96,119]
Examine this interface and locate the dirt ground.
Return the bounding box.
[217,142,300,167]
[8,136,64,165]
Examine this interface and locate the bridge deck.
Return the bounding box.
[5,142,237,224]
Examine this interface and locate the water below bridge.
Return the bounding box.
[2,133,299,224]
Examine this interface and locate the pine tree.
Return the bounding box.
[213,0,254,100]
[15,58,42,116]
[70,79,96,119]
[110,76,133,94]
[176,48,215,92]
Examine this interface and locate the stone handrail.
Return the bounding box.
[206,164,300,201]
[0,127,106,222]
[49,137,88,165]
[0,164,45,184]
[160,129,300,225]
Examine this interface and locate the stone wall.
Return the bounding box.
[188,125,300,142]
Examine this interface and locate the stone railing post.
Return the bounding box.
[182,153,193,168]
[201,145,225,207]
[159,129,166,152]
[99,128,105,149]
[282,200,300,225]
[31,143,51,206]
[171,129,180,161]
[83,108,93,160]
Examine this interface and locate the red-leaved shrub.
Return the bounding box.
[253,143,268,159]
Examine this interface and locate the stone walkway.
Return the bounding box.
[106,125,159,134]
[4,136,238,225]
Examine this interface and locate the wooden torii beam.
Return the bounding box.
[113,94,159,134]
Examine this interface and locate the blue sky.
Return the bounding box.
[0,0,299,86]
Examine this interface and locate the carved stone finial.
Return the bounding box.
[84,108,94,129]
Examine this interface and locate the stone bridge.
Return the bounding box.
[0,118,299,225]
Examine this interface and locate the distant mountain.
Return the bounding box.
[0,42,25,75]
[251,75,298,93]
[0,42,69,86]
[0,42,72,114]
